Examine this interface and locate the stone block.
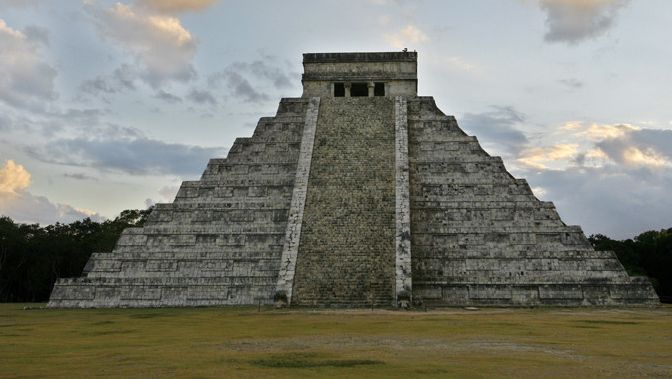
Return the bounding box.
[539,285,583,299]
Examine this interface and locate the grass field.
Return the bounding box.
[1,304,671,378]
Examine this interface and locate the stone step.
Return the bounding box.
[291,97,397,307]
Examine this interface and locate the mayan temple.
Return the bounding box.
[48,52,659,308]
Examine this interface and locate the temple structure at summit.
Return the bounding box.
[48,52,659,308]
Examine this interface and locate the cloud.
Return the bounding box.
[0,191,104,225]
[63,173,98,181]
[187,89,217,106]
[459,106,529,158]
[580,122,638,140]
[0,160,102,225]
[512,121,672,236]
[22,25,49,45]
[596,128,672,168]
[229,60,294,89]
[539,0,630,44]
[88,3,197,87]
[555,121,672,169]
[0,19,57,110]
[209,70,269,103]
[155,89,182,103]
[135,0,218,13]
[526,165,672,238]
[80,64,137,97]
[26,136,226,176]
[0,160,31,194]
[518,143,579,169]
[385,24,428,49]
[208,59,295,103]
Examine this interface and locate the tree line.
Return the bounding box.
[0,209,151,302]
[0,209,670,303]
[589,229,672,302]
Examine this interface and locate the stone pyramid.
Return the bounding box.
[48,52,659,308]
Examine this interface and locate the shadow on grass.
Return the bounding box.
[251,353,383,369]
[128,313,170,319]
[576,320,640,325]
[80,329,134,336]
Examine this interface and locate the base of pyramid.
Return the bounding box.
[47,277,658,308]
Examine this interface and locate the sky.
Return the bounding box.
[0,0,671,239]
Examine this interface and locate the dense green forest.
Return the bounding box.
[0,209,151,302]
[589,230,672,303]
[0,209,670,303]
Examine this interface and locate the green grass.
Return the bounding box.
[1,304,671,378]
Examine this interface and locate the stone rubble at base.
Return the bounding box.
[48,52,659,308]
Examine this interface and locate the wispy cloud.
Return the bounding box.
[384,24,428,49]
[87,3,197,87]
[459,106,529,158]
[26,136,226,176]
[135,0,218,14]
[187,89,217,106]
[0,19,57,110]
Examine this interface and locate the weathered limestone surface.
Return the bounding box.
[290,97,396,307]
[48,98,310,307]
[406,97,659,306]
[394,96,412,303]
[275,97,320,303]
[48,52,658,308]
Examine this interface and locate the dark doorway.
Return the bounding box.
[334,83,345,97]
[350,83,369,97]
[374,82,385,96]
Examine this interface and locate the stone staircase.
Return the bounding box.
[48,98,310,307]
[290,97,397,307]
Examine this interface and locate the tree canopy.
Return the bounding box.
[589,229,672,302]
[0,208,151,302]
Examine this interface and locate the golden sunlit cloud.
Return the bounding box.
[0,160,31,195]
[622,147,670,168]
[518,143,579,169]
[586,148,608,159]
[561,121,639,141]
[560,121,583,130]
[583,123,638,140]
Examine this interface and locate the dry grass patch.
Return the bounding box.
[0,304,671,378]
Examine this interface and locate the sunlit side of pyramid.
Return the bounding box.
[48,52,659,308]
